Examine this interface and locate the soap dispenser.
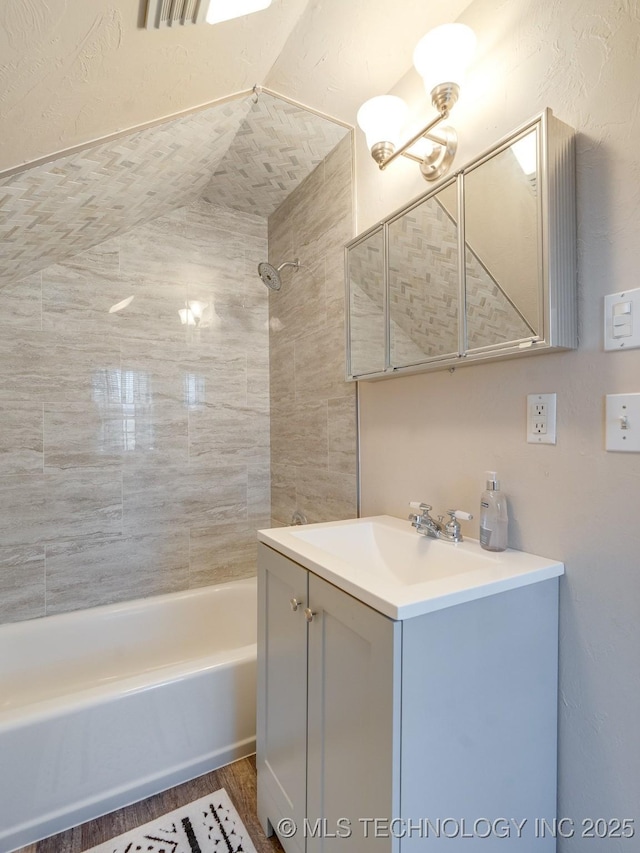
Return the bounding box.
[479,471,508,552]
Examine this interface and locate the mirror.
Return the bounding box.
[347,227,385,376]
[388,181,459,367]
[345,109,576,381]
[464,128,540,350]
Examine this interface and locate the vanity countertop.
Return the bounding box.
[258,515,564,620]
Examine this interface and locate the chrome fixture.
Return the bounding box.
[357,24,476,181]
[408,502,473,543]
[258,258,300,291]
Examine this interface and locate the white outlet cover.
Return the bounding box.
[527,393,557,445]
[605,393,640,452]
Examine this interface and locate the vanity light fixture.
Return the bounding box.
[357,23,476,181]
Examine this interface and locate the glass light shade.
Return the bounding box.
[511,132,538,176]
[413,24,476,95]
[356,95,409,152]
[206,0,272,25]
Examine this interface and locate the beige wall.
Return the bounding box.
[0,199,270,623]
[269,135,357,525]
[358,0,639,838]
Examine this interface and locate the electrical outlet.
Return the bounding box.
[527,393,557,444]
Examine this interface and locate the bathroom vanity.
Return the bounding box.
[256,516,564,852]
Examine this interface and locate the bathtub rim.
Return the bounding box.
[0,575,257,637]
[0,642,256,732]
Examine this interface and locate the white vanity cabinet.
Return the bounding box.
[257,540,560,852]
[257,543,400,853]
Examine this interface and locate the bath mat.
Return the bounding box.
[85,788,258,853]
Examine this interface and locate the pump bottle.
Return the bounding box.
[479,471,508,552]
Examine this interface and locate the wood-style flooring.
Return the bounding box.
[15,755,283,853]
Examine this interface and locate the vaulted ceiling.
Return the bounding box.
[0,92,348,284]
[0,0,476,282]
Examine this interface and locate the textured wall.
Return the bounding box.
[0,199,270,623]
[357,0,640,841]
[268,135,357,525]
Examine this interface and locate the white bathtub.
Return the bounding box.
[0,578,257,853]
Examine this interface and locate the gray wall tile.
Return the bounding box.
[44,401,188,470]
[0,470,122,547]
[122,462,247,536]
[328,397,358,477]
[0,329,121,403]
[0,199,270,623]
[268,136,356,526]
[0,272,42,330]
[0,402,43,474]
[0,546,45,623]
[190,521,258,588]
[295,466,357,524]
[45,532,190,615]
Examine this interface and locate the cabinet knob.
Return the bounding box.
[304,608,316,623]
[290,597,302,612]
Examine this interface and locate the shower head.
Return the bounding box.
[258,258,299,291]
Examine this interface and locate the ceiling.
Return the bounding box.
[0,0,475,174]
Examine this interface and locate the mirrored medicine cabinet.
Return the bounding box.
[345,108,577,380]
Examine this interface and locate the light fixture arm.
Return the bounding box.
[377,105,450,171]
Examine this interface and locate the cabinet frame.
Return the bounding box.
[345,108,576,380]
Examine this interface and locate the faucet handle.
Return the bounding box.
[447,509,473,521]
[409,502,432,512]
[444,510,473,543]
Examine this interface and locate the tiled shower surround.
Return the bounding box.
[0,200,271,622]
[0,93,356,625]
[268,135,357,525]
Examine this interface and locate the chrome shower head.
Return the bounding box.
[257,258,299,291]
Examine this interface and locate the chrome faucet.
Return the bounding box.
[409,502,473,543]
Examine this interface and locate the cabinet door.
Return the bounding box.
[257,545,308,853]
[306,574,401,853]
[388,181,460,368]
[346,226,386,378]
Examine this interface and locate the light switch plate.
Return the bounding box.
[605,393,640,452]
[604,287,640,350]
[527,393,557,444]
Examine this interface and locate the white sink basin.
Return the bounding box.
[258,515,564,620]
[291,520,498,586]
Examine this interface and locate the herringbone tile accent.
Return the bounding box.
[0,93,348,286]
[0,100,251,285]
[202,93,348,217]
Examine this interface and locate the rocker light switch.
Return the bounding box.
[605,393,640,452]
[604,289,640,350]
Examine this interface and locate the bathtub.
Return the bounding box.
[0,578,257,853]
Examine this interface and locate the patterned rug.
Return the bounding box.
[85,788,258,853]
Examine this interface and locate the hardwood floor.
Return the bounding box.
[14,755,283,853]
